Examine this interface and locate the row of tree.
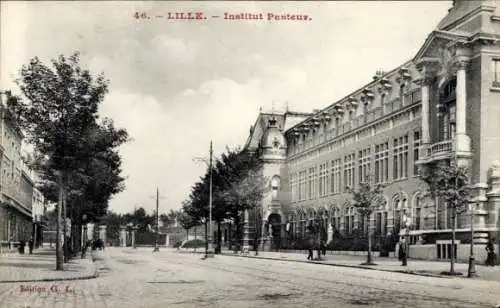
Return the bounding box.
[7,52,128,270]
[181,147,266,253]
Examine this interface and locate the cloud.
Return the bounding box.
[1,1,454,214]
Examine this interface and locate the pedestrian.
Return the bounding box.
[307,235,314,260]
[315,239,322,261]
[28,237,34,254]
[399,236,409,266]
[321,240,327,256]
[485,237,496,266]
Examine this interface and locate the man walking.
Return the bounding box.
[486,237,496,266]
[400,236,409,266]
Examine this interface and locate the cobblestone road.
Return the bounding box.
[1,247,499,308]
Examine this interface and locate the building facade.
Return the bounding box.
[0,97,36,252]
[244,0,500,261]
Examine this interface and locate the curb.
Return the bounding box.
[208,252,455,279]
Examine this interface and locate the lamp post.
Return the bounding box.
[193,141,214,259]
[467,202,477,278]
[153,188,160,252]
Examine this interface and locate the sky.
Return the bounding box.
[0,1,452,215]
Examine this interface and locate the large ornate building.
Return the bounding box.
[244,0,500,261]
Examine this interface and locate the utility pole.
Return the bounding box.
[207,141,214,257]
[153,188,160,252]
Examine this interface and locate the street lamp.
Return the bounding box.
[467,202,477,278]
[153,188,160,252]
[193,141,214,259]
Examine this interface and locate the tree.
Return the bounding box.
[213,149,266,251]
[347,181,386,266]
[177,211,196,242]
[420,161,471,274]
[9,52,128,270]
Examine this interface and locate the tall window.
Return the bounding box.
[319,162,329,197]
[494,59,500,85]
[358,148,371,184]
[299,170,306,201]
[375,212,382,235]
[415,196,422,230]
[375,142,389,183]
[344,207,355,234]
[343,153,356,192]
[330,159,341,194]
[393,135,409,180]
[413,130,421,176]
[308,167,316,200]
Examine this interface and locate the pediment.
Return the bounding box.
[413,30,469,62]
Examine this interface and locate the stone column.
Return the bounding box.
[454,57,472,164]
[99,225,107,245]
[132,226,137,249]
[415,59,437,146]
[327,224,333,244]
[242,209,250,253]
[420,79,431,144]
[120,226,127,247]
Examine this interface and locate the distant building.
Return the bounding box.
[243,0,500,261]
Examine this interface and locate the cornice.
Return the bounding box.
[287,100,422,162]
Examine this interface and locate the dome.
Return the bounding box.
[261,118,287,150]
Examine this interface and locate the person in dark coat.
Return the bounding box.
[485,237,496,266]
[307,235,314,260]
[399,236,409,266]
[28,237,34,254]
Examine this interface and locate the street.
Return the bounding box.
[1,248,500,308]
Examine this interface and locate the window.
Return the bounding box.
[343,153,356,192]
[494,59,500,85]
[308,167,316,200]
[330,159,341,194]
[375,212,382,235]
[415,196,422,230]
[358,148,371,184]
[413,131,421,176]
[291,173,297,202]
[344,208,355,234]
[393,135,409,180]
[299,170,306,201]
[319,162,329,197]
[375,142,389,183]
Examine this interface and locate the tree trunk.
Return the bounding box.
[194,226,197,252]
[204,221,208,256]
[56,185,64,271]
[234,214,241,250]
[450,207,456,273]
[366,215,374,265]
[217,222,222,254]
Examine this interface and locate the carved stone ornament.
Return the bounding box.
[347,96,358,109]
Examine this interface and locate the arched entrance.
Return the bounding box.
[267,213,282,251]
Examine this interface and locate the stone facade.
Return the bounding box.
[243,0,500,261]
[0,101,35,252]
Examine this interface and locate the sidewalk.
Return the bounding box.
[0,247,99,283]
[208,249,500,281]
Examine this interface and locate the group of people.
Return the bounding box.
[306,237,326,261]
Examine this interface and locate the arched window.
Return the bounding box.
[414,195,421,230]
